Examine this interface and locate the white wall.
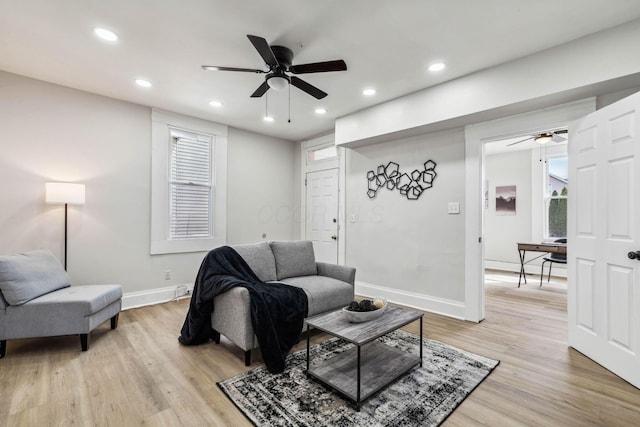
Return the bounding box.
[227,127,298,244]
[484,150,532,267]
[345,128,466,317]
[0,71,297,303]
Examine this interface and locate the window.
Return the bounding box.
[545,156,568,238]
[307,145,337,163]
[169,130,213,239]
[151,109,227,254]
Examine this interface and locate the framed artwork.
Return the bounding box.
[496,185,516,215]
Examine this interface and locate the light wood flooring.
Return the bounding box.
[1,271,639,426]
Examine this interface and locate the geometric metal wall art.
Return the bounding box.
[367,160,437,200]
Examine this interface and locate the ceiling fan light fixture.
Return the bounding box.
[315,108,327,115]
[263,116,274,122]
[535,133,553,144]
[362,88,376,96]
[266,75,289,91]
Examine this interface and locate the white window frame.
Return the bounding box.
[543,153,568,240]
[151,109,227,254]
[307,144,338,163]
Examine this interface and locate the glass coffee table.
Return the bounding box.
[305,305,423,410]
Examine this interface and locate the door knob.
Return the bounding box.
[628,251,640,260]
[331,235,337,240]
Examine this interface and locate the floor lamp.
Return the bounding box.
[45,182,86,271]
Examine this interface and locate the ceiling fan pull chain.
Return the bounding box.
[288,83,291,123]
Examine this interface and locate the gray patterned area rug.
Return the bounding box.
[218,329,499,426]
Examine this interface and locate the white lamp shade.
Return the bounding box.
[45,182,86,205]
[267,75,288,91]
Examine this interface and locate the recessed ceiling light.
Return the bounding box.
[428,62,446,72]
[135,79,152,88]
[315,108,327,115]
[362,88,376,96]
[263,116,274,122]
[209,100,223,108]
[94,27,119,42]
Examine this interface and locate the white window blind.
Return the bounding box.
[169,134,213,238]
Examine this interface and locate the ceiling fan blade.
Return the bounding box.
[553,129,568,135]
[201,65,265,73]
[506,136,534,146]
[247,35,278,67]
[290,76,327,99]
[552,134,567,143]
[250,81,270,98]
[289,60,347,74]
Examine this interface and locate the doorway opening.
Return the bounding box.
[463,98,595,322]
[300,134,346,265]
[483,133,568,296]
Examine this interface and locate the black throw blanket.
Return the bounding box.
[179,246,308,373]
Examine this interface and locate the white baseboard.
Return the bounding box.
[122,281,467,322]
[122,283,193,311]
[355,281,466,320]
[485,260,567,278]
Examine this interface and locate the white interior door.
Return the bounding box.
[569,91,640,388]
[306,168,338,264]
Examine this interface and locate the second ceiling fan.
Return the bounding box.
[202,35,347,100]
[507,129,568,146]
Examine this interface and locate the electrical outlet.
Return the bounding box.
[164,270,171,280]
[176,284,188,297]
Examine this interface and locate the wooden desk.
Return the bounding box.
[517,242,567,287]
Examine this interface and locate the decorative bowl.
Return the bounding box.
[342,298,387,323]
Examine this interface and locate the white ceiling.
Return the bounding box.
[2,0,640,142]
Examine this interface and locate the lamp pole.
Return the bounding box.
[45,182,85,272]
[64,203,68,271]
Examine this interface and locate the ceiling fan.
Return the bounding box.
[506,129,568,146]
[201,35,347,100]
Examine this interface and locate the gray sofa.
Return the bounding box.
[211,240,355,365]
[0,250,122,358]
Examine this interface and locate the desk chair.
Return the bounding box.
[540,238,567,286]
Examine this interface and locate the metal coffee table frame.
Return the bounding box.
[305,306,423,410]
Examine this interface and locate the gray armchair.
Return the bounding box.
[0,250,122,358]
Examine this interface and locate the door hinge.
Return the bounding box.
[304,178,307,186]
